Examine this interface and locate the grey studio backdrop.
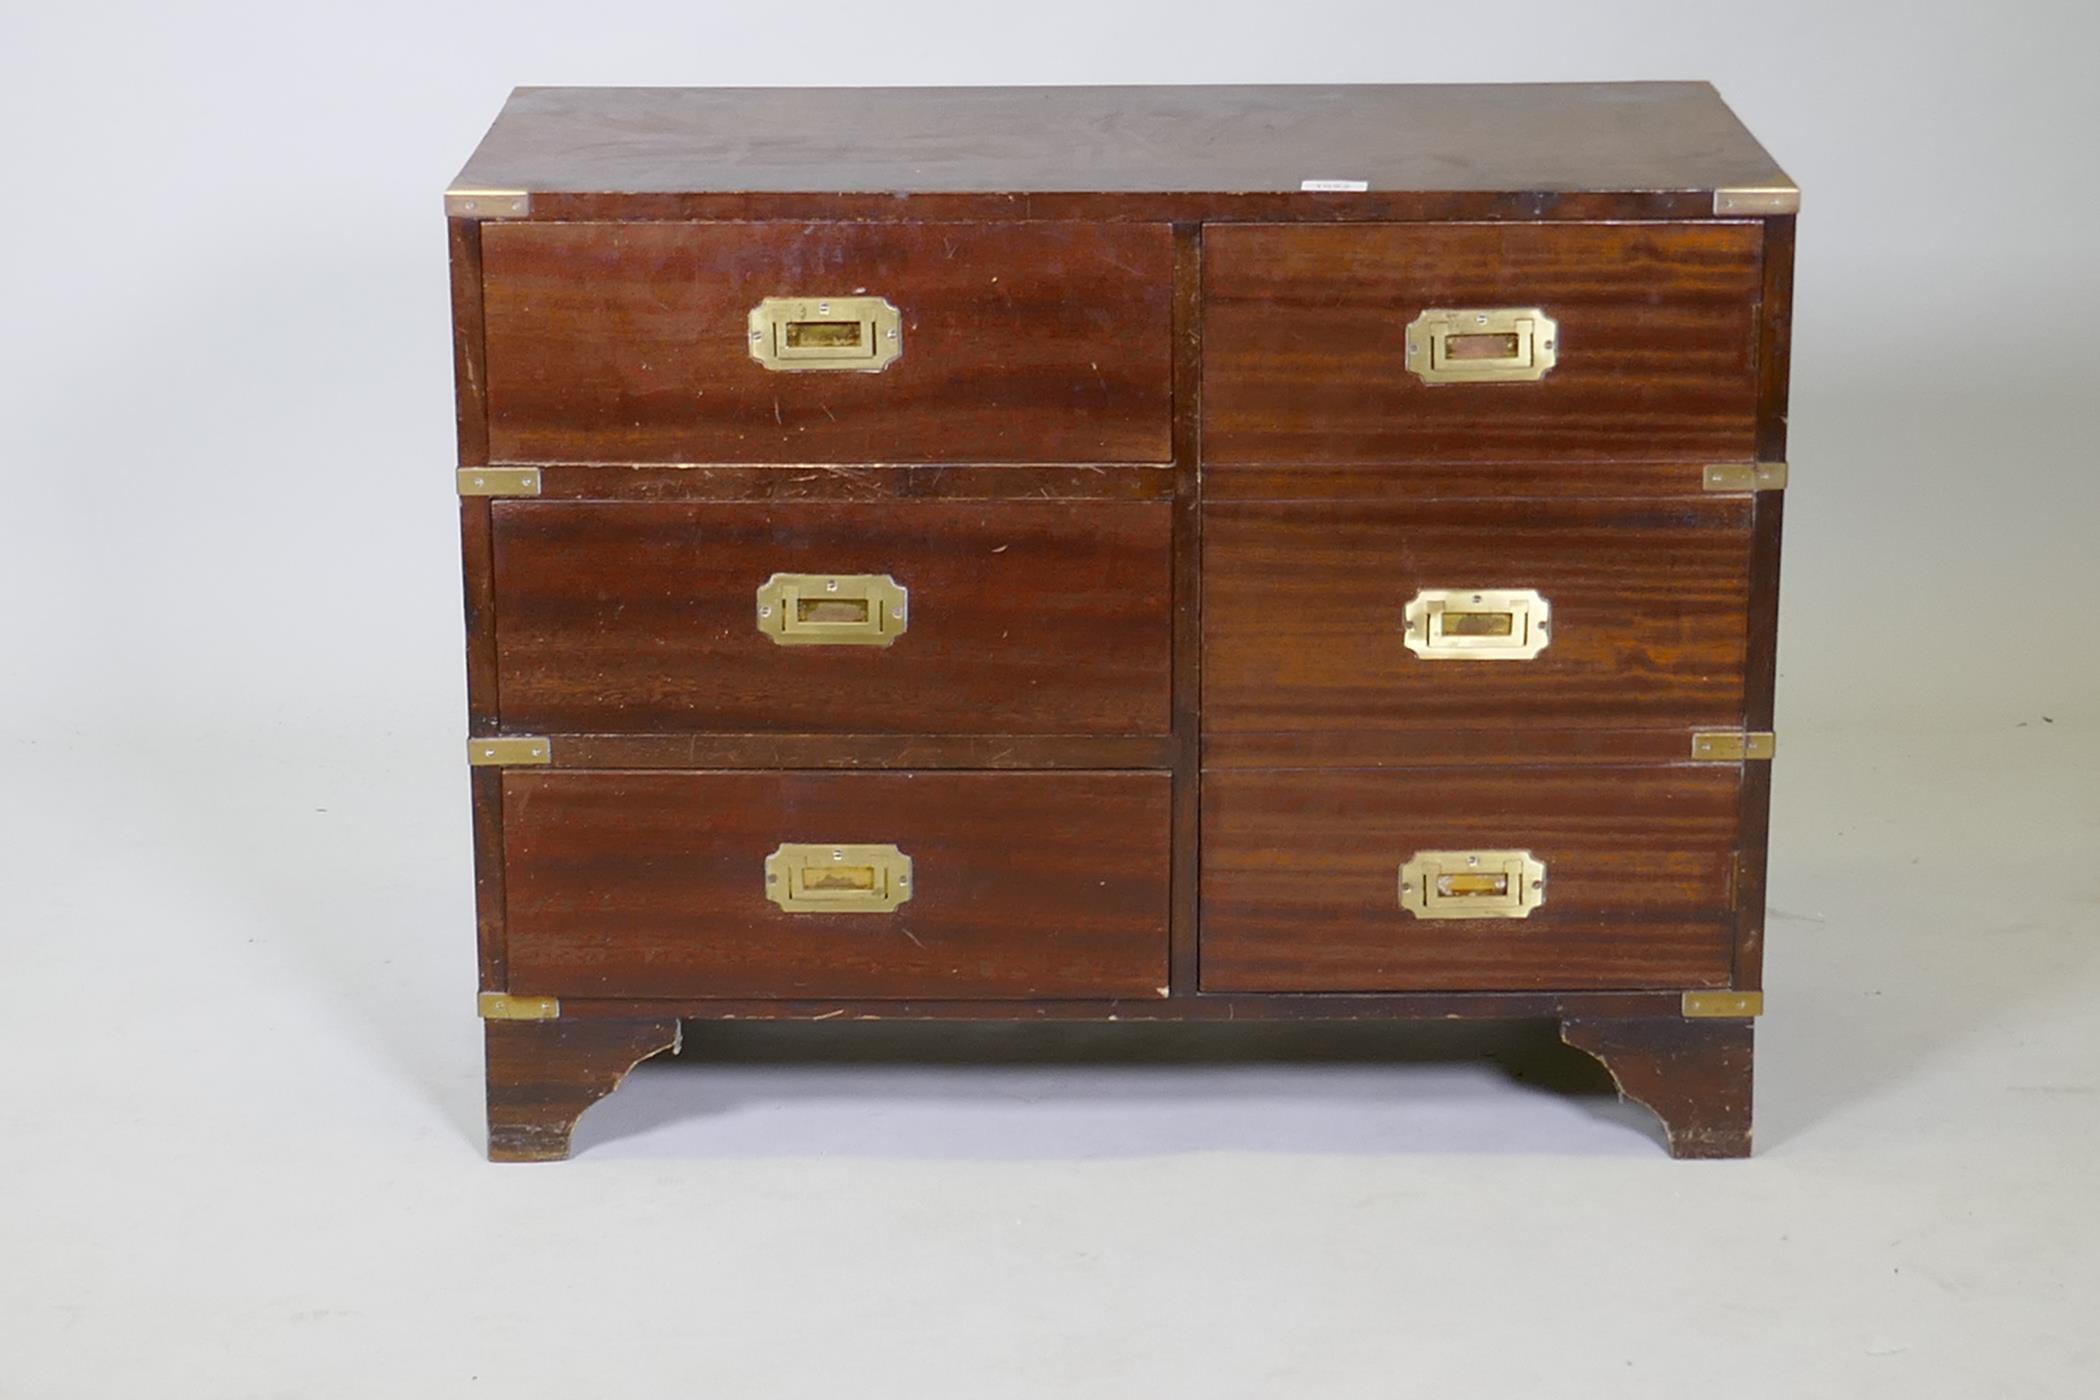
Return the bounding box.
[2,2,2094,1396]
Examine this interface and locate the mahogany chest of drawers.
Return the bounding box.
[447,83,1795,1159]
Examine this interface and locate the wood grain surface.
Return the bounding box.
[1200,765,1741,992]
[1203,221,1763,464]
[453,83,1790,209]
[502,771,1172,999]
[482,221,1173,464]
[1202,497,1753,735]
[1561,1016,1754,1158]
[484,1018,682,1162]
[490,499,1172,734]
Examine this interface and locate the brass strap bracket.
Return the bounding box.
[457,467,542,497]
[1683,990,1763,1019]
[1703,462,1788,493]
[479,992,560,1021]
[1713,184,1799,216]
[1691,731,1777,761]
[468,737,551,767]
[446,187,531,218]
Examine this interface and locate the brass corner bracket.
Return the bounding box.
[468,737,551,767]
[446,187,531,218]
[479,992,560,1021]
[1691,731,1777,761]
[1713,184,1799,216]
[1703,462,1788,493]
[1683,990,1764,1019]
[457,467,542,498]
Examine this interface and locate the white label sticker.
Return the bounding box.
[1300,178,1369,192]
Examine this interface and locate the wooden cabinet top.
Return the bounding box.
[448,83,1795,221]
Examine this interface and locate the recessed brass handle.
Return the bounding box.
[1403,588,1551,661]
[755,573,908,647]
[765,843,913,914]
[1405,308,1558,384]
[748,296,902,372]
[1399,850,1547,920]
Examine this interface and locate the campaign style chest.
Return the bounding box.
[447,83,1794,1159]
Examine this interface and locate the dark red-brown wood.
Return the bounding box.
[452,84,1791,221]
[527,464,1174,503]
[1200,765,1741,992]
[1203,497,1753,736]
[489,499,1172,735]
[1167,223,1204,996]
[451,84,1794,1160]
[522,733,1174,771]
[1203,460,1720,503]
[1561,1016,1753,1158]
[1735,215,1795,992]
[557,993,1688,1021]
[1203,222,1764,464]
[481,221,1173,464]
[502,770,1172,999]
[485,1018,682,1161]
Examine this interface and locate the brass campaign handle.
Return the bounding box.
[1402,588,1551,661]
[1405,308,1558,384]
[755,573,909,648]
[1399,850,1547,920]
[765,844,914,914]
[748,296,902,372]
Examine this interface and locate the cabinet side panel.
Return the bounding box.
[453,214,506,987]
[1735,214,1795,989]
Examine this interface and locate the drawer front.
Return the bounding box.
[502,771,1172,998]
[1203,498,1752,735]
[1203,222,1763,465]
[1201,766,1740,992]
[491,500,1173,735]
[481,221,1174,463]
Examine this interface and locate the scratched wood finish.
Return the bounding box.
[485,1018,681,1161]
[531,733,1176,770]
[1561,1017,1753,1158]
[558,990,1689,1021]
[1203,497,1753,735]
[528,464,1174,503]
[1200,765,1741,992]
[1736,214,1796,992]
[453,84,1791,222]
[490,499,1172,734]
[502,771,1172,999]
[481,221,1174,464]
[1203,222,1764,464]
[450,85,1796,1159]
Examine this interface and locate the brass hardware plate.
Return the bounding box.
[1403,588,1552,661]
[1713,184,1800,216]
[457,467,542,497]
[1399,849,1547,920]
[765,843,913,914]
[468,737,552,767]
[1683,990,1764,1018]
[748,296,902,372]
[479,992,559,1020]
[1691,731,1777,761]
[756,573,908,647]
[1405,308,1558,384]
[445,187,531,218]
[1703,462,1789,493]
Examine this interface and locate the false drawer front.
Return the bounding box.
[502,770,1172,999]
[490,499,1173,735]
[1203,497,1753,736]
[1202,222,1763,465]
[480,221,1174,463]
[1201,765,1740,992]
